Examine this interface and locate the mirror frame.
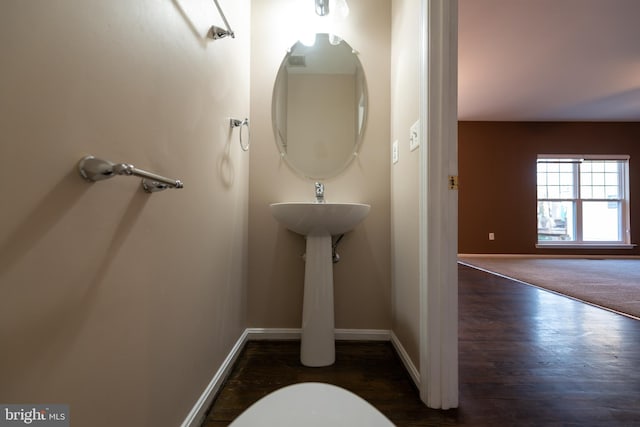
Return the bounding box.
[271,34,368,180]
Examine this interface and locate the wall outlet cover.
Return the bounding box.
[392,140,399,164]
[409,120,420,151]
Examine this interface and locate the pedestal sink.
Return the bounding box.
[270,202,370,367]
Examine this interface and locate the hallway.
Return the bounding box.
[204,265,640,426]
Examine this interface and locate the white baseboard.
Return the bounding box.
[180,329,249,427]
[335,328,392,341]
[244,327,392,341]
[390,332,420,388]
[245,327,301,340]
[181,328,420,426]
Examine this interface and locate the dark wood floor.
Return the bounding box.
[202,265,640,426]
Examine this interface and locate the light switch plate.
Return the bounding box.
[392,140,399,164]
[409,120,420,151]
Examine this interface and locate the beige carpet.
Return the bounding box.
[458,256,640,320]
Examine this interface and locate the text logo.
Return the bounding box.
[0,405,68,427]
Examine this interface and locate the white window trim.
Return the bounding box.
[536,243,636,249]
[536,154,632,248]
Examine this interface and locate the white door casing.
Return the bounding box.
[418,0,459,409]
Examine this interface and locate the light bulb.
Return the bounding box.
[332,0,349,18]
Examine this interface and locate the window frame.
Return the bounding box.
[536,154,632,249]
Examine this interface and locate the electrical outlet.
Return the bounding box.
[409,120,420,151]
[489,232,495,241]
[392,140,399,164]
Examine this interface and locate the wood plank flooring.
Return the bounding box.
[202,265,640,426]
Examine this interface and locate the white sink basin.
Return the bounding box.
[270,202,370,236]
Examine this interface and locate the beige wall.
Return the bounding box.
[0,1,250,426]
[249,0,391,329]
[390,0,421,366]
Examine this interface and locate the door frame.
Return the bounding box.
[418,0,459,409]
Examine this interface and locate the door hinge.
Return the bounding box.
[448,175,458,190]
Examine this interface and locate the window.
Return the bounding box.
[536,155,631,247]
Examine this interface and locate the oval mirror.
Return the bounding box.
[272,33,368,180]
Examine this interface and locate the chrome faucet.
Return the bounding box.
[315,182,325,203]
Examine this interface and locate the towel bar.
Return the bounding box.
[77,155,183,193]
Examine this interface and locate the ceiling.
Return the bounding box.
[458,0,640,121]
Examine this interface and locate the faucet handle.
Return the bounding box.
[314,182,325,202]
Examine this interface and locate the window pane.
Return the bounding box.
[591,162,605,172]
[537,201,574,241]
[592,187,605,199]
[605,173,618,186]
[581,160,623,200]
[583,201,621,241]
[537,172,547,186]
[537,161,576,200]
[592,174,604,185]
[605,186,619,199]
[560,185,573,198]
[605,162,618,172]
[559,163,573,172]
[537,187,547,199]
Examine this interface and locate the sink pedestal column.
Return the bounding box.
[300,234,335,367]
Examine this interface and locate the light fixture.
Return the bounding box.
[315,0,329,16]
[305,0,349,46]
[315,0,349,17]
[333,0,350,18]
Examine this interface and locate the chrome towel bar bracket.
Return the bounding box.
[209,0,235,40]
[77,155,183,193]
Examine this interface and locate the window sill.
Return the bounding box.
[536,243,636,249]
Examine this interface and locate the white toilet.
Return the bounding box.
[229,382,395,426]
